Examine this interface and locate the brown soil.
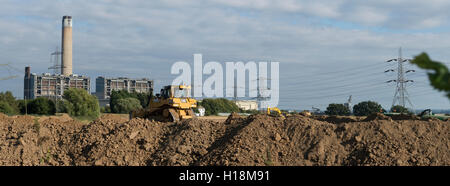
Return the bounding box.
[0,112,448,166]
[313,115,362,124]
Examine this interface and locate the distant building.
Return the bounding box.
[234,100,258,111]
[95,76,154,107]
[24,67,90,100]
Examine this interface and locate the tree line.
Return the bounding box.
[106,90,151,114]
[0,89,100,119]
[325,101,412,116]
[0,91,421,118]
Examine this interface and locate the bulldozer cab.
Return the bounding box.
[159,85,191,99]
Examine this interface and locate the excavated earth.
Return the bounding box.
[0,112,448,166]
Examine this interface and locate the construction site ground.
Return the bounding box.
[0,112,448,166]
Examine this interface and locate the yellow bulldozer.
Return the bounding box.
[267,107,285,118]
[130,85,197,122]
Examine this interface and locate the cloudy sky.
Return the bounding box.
[0,0,449,110]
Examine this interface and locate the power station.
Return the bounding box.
[24,16,154,102]
[24,16,90,100]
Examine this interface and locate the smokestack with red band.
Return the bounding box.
[61,16,73,76]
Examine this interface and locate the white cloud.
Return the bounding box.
[416,17,444,29]
[349,6,388,26]
[306,1,341,18]
[212,0,450,29]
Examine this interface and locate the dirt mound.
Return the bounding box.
[0,113,448,166]
[69,117,170,166]
[198,114,449,166]
[336,119,449,165]
[199,114,347,166]
[0,113,9,120]
[0,114,84,165]
[389,114,420,121]
[363,113,392,122]
[225,112,242,124]
[98,113,130,123]
[150,118,227,166]
[314,115,360,124]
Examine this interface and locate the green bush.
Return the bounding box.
[110,90,151,113]
[199,98,239,116]
[390,105,411,114]
[55,100,73,114]
[0,101,15,115]
[63,88,100,119]
[115,98,142,114]
[100,106,111,113]
[0,91,19,115]
[135,92,151,108]
[353,101,384,116]
[17,100,27,114]
[27,97,56,115]
[192,107,199,113]
[325,103,350,116]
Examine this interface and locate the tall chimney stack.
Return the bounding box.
[61,16,73,76]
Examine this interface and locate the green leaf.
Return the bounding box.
[411,53,450,98]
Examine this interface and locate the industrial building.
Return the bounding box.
[24,67,90,100]
[23,15,154,106]
[95,76,154,106]
[24,16,91,100]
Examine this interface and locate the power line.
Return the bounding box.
[284,60,390,79]
[282,82,388,97]
[283,76,387,91]
[0,63,19,80]
[282,85,391,100]
[286,62,392,81]
[286,71,388,87]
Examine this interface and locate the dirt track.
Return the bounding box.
[0,112,448,166]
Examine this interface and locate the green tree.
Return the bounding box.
[110,90,131,113]
[390,105,411,114]
[198,98,240,116]
[325,103,350,116]
[115,98,142,114]
[17,100,27,114]
[27,97,56,115]
[109,90,151,113]
[0,91,19,115]
[100,106,111,113]
[0,101,15,115]
[198,99,219,116]
[411,53,450,99]
[63,88,100,119]
[55,99,73,114]
[353,101,384,116]
[135,92,151,108]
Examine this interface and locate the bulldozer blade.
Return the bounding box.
[168,108,180,122]
[187,109,195,117]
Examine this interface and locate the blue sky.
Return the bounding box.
[0,0,449,110]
